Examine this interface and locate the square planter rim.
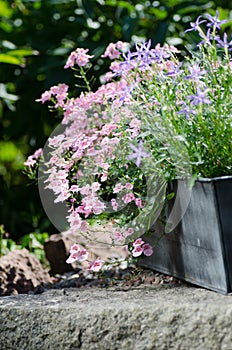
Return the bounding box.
[173,175,232,183]
[195,175,232,183]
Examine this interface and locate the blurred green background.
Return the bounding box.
[0,0,231,244]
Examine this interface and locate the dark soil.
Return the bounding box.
[31,263,184,295]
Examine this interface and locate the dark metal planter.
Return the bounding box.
[140,176,232,294]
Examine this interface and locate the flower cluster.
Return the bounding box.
[25,12,232,271]
[24,148,43,167]
[64,48,94,68]
[66,244,104,271]
[132,239,153,258]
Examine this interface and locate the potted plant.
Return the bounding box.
[25,11,232,293]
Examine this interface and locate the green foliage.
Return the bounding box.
[0,237,22,257]
[19,231,49,265]
[0,0,231,240]
[0,224,49,265]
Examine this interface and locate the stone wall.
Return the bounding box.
[1,285,232,349]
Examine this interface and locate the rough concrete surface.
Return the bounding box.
[0,284,232,350]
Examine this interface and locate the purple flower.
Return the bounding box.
[133,40,159,67]
[151,48,170,63]
[127,140,150,167]
[119,83,135,101]
[135,40,153,61]
[197,28,214,46]
[187,88,211,106]
[177,102,197,119]
[206,10,227,30]
[185,16,206,33]
[120,40,155,69]
[185,64,207,80]
[113,51,135,76]
[216,33,232,51]
[166,62,182,77]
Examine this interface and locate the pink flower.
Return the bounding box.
[110,61,121,72]
[77,249,89,262]
[66,251,80,264]
[122,192,135,204]
[133,238,144,247]
[113,183,124,193]
[129,118,141,129]
[142,243,153,257]
[80,185,91,196]
[101,43,120,60]
[64,48,94,68]
[102,71,114,82]
[54,189,70,203]
[66,248,89,264]
[56,169,68,180]
[37,83,68,108]
[115,231,123,241]
[131,239,153,258]
[92,198,105,215]
[69,244,79,253]
[24,156,36,167]
[101,173,108,182]
[132,245,143,258]
[37,90,51,104]
[48,134,65,147]
[115,41,129,52]
[88,257,104,272]
[100,162,110,170]
[81,196,105,215]
[91,182,101,192]
[70,185,80,193]
[76,205,92,218]
[50,83,69,96]
[135,198,144,208]
[100,123,118,136]
[125,182,133,190]
[24,148,43,167]
[34,148,43,159]
[67,210,82,229]
[111,198,118,211]
[125,227,134,237]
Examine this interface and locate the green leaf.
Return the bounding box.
[167,192,175,200]
[33,232,49,244]
[0,0,13,17]
[8,49,39,57]
[0,54,23,65]
[0,141,21,163]
[20,234,30,248]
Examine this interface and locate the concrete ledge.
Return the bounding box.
[0,284,232,350]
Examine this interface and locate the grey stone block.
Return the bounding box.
[1,285,232,349]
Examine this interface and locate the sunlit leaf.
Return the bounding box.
[0,0,13,17]
[0,141,18,162]
[0,54,23,65]
[8,49,39,57]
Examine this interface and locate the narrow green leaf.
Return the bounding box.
[0,54,23,65]
[7,49,39,57]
